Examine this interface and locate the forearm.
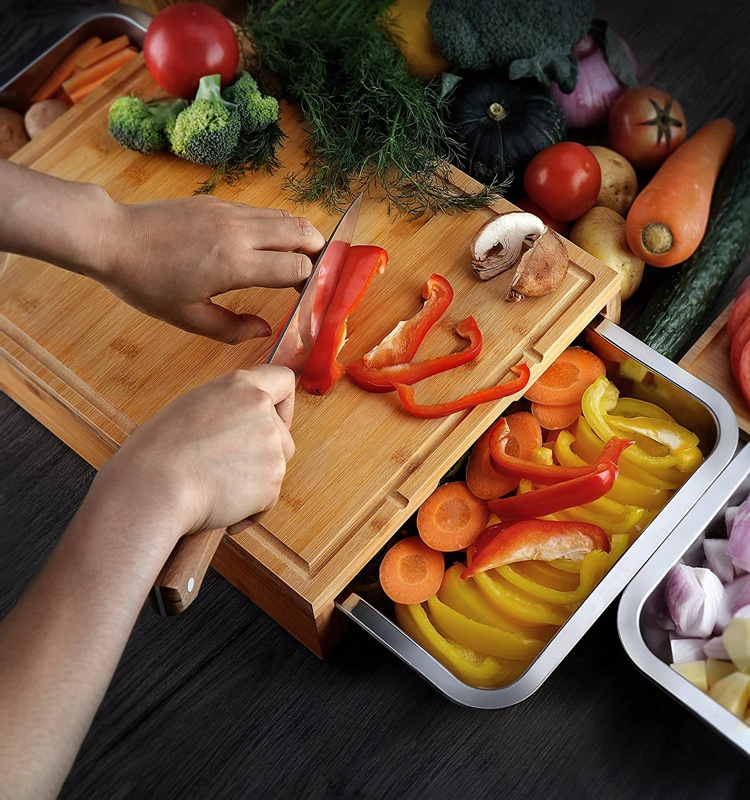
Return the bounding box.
[0,481,182,799]
[0,158,117,279]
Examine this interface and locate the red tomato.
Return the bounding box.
[608,88,686,171]
[515,197,570,237]
[523,143,601,222]
[144,3,239,99]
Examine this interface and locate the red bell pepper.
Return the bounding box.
[489,418,633,486]
[359,273,453,369]
[299,245,388,395]
[461,519,610,579]
[394,364,531,419]
[347,316,482,393]
[487,460,621,519]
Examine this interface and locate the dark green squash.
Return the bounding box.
[450,72,566,196]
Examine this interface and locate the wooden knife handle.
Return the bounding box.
[150,528,225,617]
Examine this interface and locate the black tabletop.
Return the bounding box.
[3,1,750,797]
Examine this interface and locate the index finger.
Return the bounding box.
[245,364,295,428]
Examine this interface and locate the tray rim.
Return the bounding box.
[338,316,739,708]
[618,442,750,758]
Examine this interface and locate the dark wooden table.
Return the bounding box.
[3,1,750,797]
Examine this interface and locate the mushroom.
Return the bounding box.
[471,212,546,280]
[506,228,569,302]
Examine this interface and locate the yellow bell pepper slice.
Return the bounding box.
[555,503,645,537]
[514,561,581,591]
[497,549,610,605]
[426,595,546,660]
[473,571,571,626]
[554,429,669,510]
[394,603,521,688]
[607,414,700,454]
[438,564,557,639]
[582,377,683,470]
[614,397,675,422]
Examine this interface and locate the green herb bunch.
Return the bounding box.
[244,0,502,216]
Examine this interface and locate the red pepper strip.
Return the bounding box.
[361,273,453,369]
[489,419,634,486]
[461,520,610,579]
[394,364,531,419]
[347,317,482,393]
[466,521,515,565]
[299,245,388,396]
[487,461,619,520]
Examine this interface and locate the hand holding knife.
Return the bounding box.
[151,195,363,616]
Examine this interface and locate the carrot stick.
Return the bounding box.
[417,482,489,552]
[67,69,122,103]
[530,401,581,431]
[62,48,138,96]
[379,537,444,605]
[76,35,130,68]
[466,412,542,500]
[524,347,605,406]
[626,118,736,268]
[29,37,102,102]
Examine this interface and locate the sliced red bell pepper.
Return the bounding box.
[394,364,531,419]
[486,460,621,520]
[489,418,633,485]
[347,317,482,393]
[360,273,453,369]
[299,245,388,395]
[461,519,610,579]
[465,521,515,565]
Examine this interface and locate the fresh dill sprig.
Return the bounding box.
[194,120,286,195]
[244,0,504,217]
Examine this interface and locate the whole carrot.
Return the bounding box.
[626,118,736,267]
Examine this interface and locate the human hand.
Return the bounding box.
[100,194,325,343]
[89,364,295,551]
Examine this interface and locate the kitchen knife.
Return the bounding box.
[151,195,363,617]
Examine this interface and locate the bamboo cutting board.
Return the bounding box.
[680,304,750,434]
[0,56,620,654]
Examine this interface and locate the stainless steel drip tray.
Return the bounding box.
[338,316,738,709]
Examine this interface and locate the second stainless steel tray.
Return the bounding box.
[619,443,750,757]
[338,316,738,708]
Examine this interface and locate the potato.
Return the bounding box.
[588,145,637,216]
[0,107,29,158]
[570,206,644,301]
[24,100,68,139]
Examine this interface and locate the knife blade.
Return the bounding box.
[151,195,363,617]
[268,192,363,380]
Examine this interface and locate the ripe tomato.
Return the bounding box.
[608,88,686,170]
[144,3,239,99]
[523,143,601,222]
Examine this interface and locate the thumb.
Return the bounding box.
[183,302,272,344]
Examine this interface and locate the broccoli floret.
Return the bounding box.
[428,0,593,89]
[108,96,185,155]
[168,74,241,166]
[222,72,280,135]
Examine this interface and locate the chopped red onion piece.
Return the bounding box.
[715,574,750,633]
[726,506,739,536]
[703,635,730,660]
[703,538,734,584]
[727,496,750,572]
[670,634,708,664]
[665,564,724,638]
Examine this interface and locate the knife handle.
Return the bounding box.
[150,528,225,616]
[150,511,268,616]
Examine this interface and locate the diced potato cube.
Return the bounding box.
[709,672,750,718]
[671,661,708,692]
[706,658,737,688]
[620,357,648,383]
[723,618,750,671]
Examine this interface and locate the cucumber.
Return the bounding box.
[634,130,750,360]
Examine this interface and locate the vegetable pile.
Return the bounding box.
[663,492,750,722]
[368,350,703,688]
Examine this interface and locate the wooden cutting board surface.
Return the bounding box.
[680,303,750,433]
[0,56,619,615]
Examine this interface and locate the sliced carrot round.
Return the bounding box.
[417,481,490,551]
[524,347,606,405]
[728,292,750,342]
[379,537,444,605]
[531,401,581,431]
[466,412,542,499]
[731,316,750,380]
